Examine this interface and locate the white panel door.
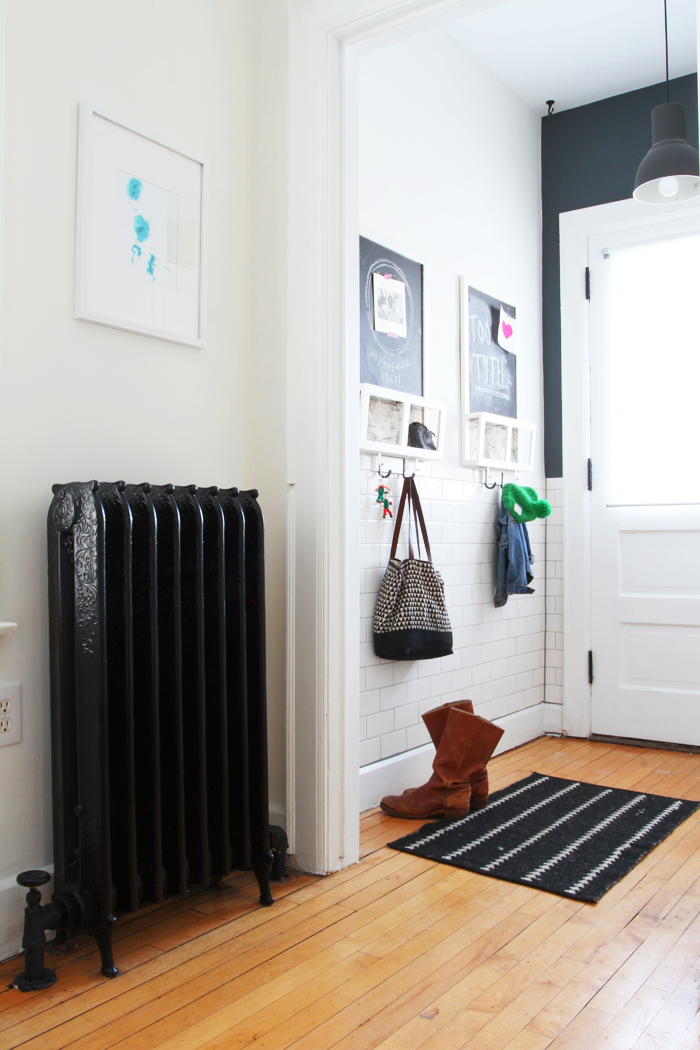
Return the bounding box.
[589,218,700,745]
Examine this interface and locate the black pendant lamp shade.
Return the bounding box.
[633,102,700,203]
[633,0,700,204]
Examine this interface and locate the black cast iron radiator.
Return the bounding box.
[13,481,274,991]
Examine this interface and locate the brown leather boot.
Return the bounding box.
[422,700,491,810]
[380,708,504,820]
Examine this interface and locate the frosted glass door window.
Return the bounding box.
[605,233,700,504]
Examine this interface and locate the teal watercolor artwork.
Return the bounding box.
[76,104,206,346]
[115,170,178,290]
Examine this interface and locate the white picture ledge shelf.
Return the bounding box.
[0,622,18,637]
[463,411,536,473]
[360,384,446,461]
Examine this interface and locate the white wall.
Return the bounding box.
[357,30,545,787]
[0,0,288,961]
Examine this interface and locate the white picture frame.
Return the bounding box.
[75,101,208,349]
[463,411,537,472]
[359,383,445,461]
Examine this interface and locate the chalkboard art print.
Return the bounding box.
[360,237,423,395]
[462,282,516,418]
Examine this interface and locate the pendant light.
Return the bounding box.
[633,0,700,203]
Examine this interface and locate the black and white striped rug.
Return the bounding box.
[388,773,699,902]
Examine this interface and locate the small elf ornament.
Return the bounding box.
[375,484,393,519]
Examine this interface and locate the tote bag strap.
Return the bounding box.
[406,478,422,560]
[389,476,433,562]
[389,477,411,560]
[410,477,432,562]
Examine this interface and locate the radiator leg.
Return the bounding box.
[92,916,118,978]
[253,852,275,906]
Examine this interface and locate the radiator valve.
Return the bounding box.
[12,871,74,992]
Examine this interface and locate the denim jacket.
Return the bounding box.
[494,501,534,608]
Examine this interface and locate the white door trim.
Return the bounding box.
[559,197,700,742]
[285,0,511,873]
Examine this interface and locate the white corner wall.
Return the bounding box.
[357,29,545,802]
[0,0,288,961]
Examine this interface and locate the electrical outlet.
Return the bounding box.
[0,684,21,746]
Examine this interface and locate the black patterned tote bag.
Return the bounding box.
[373,476,453,661]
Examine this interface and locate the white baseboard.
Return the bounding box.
[544,703,563,735]
[359,743,434,814]
[359,702,546,812]
[0,867,54,964]
[493,703,546,754]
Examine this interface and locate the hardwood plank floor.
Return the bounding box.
[1,737,699,1050]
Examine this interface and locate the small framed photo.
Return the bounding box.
[372,272,407,338]
[75,102,208,348]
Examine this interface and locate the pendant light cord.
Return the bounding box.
[664,0,669,102]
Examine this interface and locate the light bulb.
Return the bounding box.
[658,176,680,197]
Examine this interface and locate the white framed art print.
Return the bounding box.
[75,102,208,348]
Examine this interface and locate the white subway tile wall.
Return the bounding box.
[544,477,564,708]
[359,456,547,767]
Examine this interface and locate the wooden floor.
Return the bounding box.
[2,737,700,1050]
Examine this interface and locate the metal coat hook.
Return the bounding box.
[484,470,506,490]
[376,454,418,480]
[376,454,392,479]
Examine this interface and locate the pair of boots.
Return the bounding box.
[380,701,504,820]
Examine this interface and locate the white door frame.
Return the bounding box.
[285,0,512,873]
[559,197,700,742]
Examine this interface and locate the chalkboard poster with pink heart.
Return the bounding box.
[461,283,517,418]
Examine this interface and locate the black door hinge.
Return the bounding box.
[588,650,594,685]
[585,266,591,300]
[587,458,593,491]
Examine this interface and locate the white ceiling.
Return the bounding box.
[445,0,697,113]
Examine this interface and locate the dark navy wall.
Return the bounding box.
[541,74,698,476]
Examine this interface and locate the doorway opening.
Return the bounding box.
[286,1,699,874]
